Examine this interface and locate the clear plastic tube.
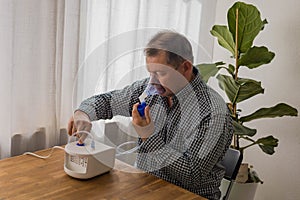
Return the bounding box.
[116,141,139,156]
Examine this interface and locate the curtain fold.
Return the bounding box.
[0,0,80,158]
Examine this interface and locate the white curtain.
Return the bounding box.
[0,0,81,158]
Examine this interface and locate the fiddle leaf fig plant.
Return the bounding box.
[197,1,298,182]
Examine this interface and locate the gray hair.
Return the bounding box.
[144,31,194,68]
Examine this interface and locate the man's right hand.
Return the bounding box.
[67,110,92,143]
[132,103,154,141]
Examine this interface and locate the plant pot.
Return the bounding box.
[220,179,258,200]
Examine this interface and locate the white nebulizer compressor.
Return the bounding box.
[64,131,115,179]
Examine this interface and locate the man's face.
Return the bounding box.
[146,51,189,97]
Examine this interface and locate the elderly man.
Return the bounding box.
[68,31,233,200]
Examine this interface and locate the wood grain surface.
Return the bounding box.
[0,147,206,200]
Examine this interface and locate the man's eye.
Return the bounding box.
[156,71,167,76]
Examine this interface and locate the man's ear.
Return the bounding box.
[180,61,194,81]
[182,60,193,73]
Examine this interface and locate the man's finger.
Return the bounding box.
[67,118,74,136]
[144,106,151,124]
[132,103,140,119]
[71,124,77,136]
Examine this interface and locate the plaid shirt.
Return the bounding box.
[78,67,233,200]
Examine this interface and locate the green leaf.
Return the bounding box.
[233,121,257,136]
[240,103,298,122]
[238,46,275,69]
[210,25,235,56]
[218,64,236,78]
[256,136,279,155]
[217,74,239,103]
[236,78,265,103]
[196,63,223,83]
[228,2,267,53]
[217,74,264,103]
[228,64,235,76]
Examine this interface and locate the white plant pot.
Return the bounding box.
[220,179,258,200]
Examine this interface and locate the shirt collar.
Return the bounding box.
[175,67,202,100]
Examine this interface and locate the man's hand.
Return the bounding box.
[67,110,92,143]
[132,103,154,141]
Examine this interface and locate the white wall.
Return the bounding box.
[212,0,300,199]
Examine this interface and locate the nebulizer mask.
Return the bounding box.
[137,83,159,117]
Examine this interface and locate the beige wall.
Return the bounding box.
[212,0,300,199]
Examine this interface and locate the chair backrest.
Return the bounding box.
[220,148,243,200]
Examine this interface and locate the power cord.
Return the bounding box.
[23,146,65,159]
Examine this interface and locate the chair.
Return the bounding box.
[219,148,243,200]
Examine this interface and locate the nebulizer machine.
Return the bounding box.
[24,83,158,179]
[64,131,116,179]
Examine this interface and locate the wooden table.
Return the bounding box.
[0,148,206,200]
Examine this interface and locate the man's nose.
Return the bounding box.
[149,74,160,85]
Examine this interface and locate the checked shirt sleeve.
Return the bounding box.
[77,79,148,121]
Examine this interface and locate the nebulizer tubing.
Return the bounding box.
[70,130,138,157]
[73,131,138,156]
